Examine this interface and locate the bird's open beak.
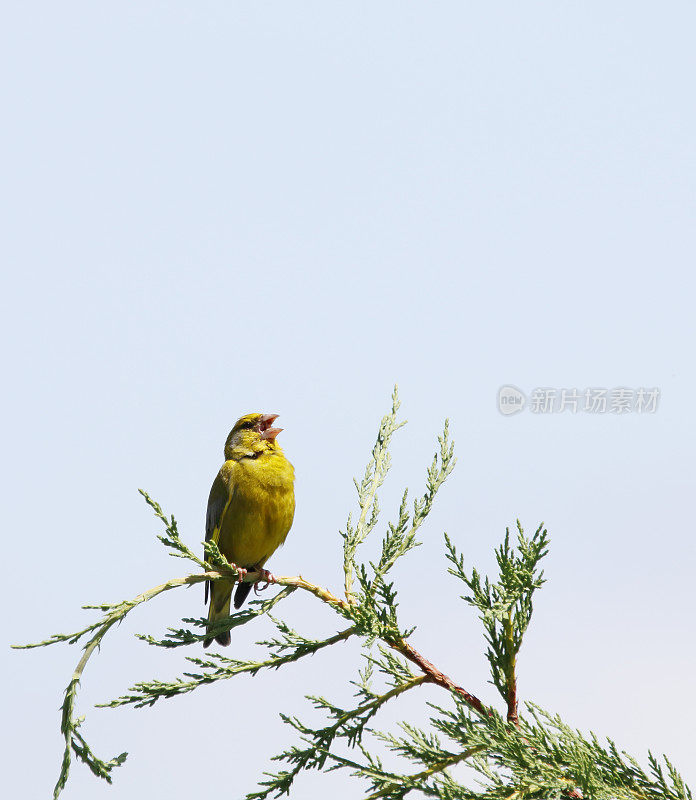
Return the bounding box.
[258,413,283,441]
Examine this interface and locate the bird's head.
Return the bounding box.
[224,412,284,461]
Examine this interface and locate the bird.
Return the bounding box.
[203,412,295,647]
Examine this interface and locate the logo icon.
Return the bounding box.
[498,385,526,416]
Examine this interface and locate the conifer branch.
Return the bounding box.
[444,521,547,719]
[103,625,357,709]
[13,570,220,798]
[343,385,406,602]
[13,393,691,800]
[362,746,485,799]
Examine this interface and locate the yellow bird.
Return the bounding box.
[204,413,295,647]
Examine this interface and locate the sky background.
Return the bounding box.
[2,2,695,797]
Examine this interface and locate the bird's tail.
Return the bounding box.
[203,584,232,648]
[234,580,253,610]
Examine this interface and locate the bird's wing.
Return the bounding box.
[204,469,233,604]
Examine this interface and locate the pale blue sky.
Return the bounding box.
[3,3,695,797]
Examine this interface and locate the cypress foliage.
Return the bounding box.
[14,389,691,800]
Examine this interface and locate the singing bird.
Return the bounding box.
[204,413,295,647]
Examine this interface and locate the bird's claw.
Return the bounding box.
[253,568,277,595]
[235,566,248,584]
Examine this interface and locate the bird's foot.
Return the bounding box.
[235,566,248,584]
[253,568,277,595]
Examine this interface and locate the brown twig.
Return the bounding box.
[205,565,353,613]
[272,573,352,613]
[503,610,519,726]
[506,677,519,726]
[389,637,488,717]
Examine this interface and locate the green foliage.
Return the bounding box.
[445,522,548,716]
[13,388,691,800]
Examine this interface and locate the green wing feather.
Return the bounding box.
[204,470,230,604]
